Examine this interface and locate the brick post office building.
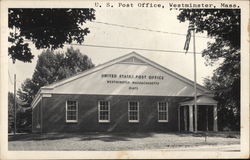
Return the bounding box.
[31,52,218,133]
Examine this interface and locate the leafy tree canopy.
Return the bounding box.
[9,8,95,63]
[178,9,240,49]
[177,9,240,130]
[17,47,95,130]
[18,47,95,106]
[8,92,26,132]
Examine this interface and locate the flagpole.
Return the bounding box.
[192,25,198,133]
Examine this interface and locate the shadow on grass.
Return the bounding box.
[8,131,240,142]
[174,131,240,138]
[8,132,154,142]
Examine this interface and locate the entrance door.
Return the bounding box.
[179,106,189,131]
[197,106,214,131]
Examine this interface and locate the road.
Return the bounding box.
[154,144,240,152]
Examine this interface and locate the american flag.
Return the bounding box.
[184,23,194,54]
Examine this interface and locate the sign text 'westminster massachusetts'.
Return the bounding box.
[101,74,164,90]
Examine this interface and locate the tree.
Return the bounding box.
[177,9,240,130]
[8,9,95,63]
[8,92,15,132]
[17,47,95,131]
[8,92,26,133]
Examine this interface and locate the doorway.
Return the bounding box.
[197,106,214,131]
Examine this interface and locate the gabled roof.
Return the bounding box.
[42,52,208,91]
[31,51,210,108]
[179,95,218,106]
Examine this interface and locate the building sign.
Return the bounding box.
[101,74,164,90]
[51,63,203,96]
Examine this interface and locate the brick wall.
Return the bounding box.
[36,94,179,132]
[32,101,41,133]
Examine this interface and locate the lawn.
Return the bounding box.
[8,132,240,151]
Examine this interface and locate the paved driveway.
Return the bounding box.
[8,132,240,151]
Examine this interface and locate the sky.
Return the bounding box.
[8,8,219,92]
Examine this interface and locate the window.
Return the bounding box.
[66,100,78,123]
[98,101,110,122]
[158,102,168,122]
[128,101,139,123]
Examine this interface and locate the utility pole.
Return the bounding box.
[14,74,16,135]
[192,25,198,133]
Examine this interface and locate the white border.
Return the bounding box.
[1,0,249,159]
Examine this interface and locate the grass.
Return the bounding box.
[8,132,240,151]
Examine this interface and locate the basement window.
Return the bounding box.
[158,102,168,122]
[128,101,139,123]
[98,101,110,123]
[66,100,78,123]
